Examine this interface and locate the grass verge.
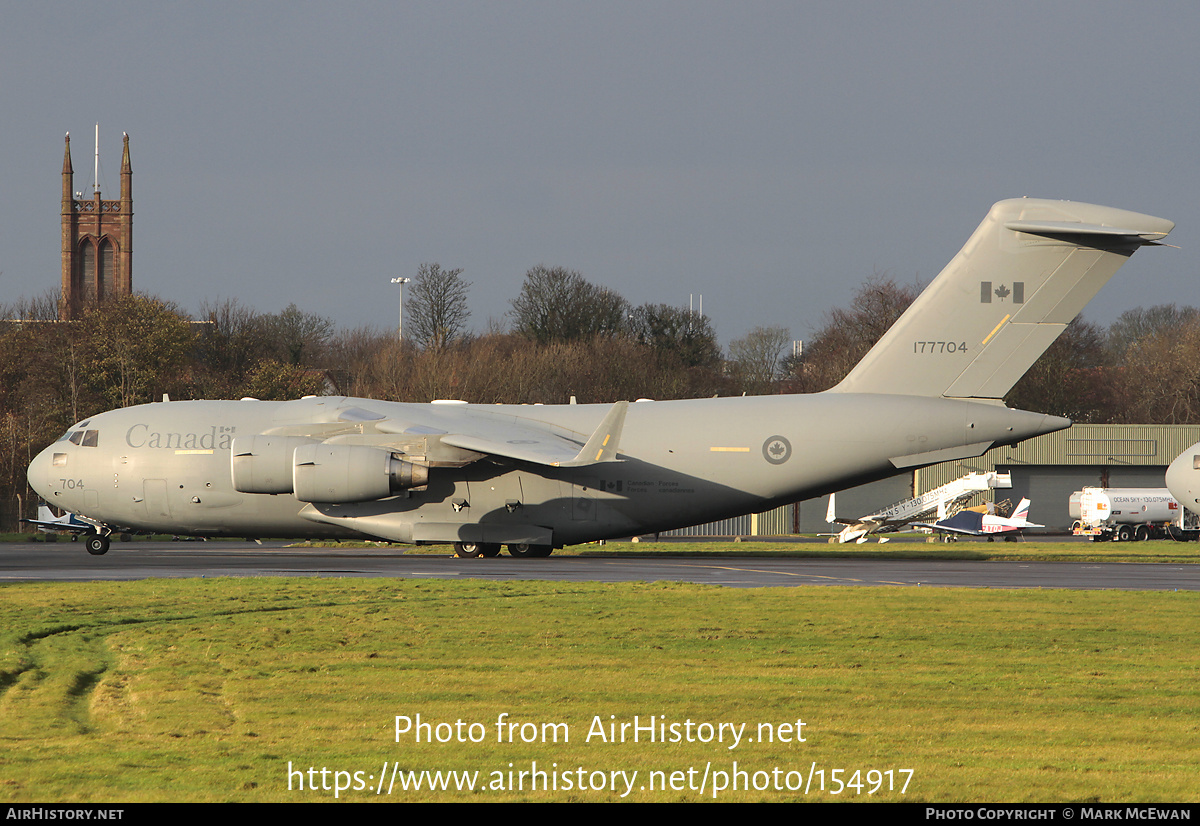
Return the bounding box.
[1,578,1196,802]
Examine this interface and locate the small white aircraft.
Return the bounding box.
[914,498,1041,539]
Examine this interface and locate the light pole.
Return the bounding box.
[390,277,411,342]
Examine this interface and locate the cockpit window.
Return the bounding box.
[66,429,99,447]
[68,431,83,445]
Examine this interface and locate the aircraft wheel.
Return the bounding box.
[85,534,110,556]
[454,542,485,558]
[480,544,502,558]
[508,543,552,558]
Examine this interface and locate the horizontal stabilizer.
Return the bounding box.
[1004,220,1171,242]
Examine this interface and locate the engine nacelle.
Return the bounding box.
[231,435,316,494]
[292,443,429,503]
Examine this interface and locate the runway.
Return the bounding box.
[2,541,1198,590]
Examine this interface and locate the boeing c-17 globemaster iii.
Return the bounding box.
[27,198,1174,557]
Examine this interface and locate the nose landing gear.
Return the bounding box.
[85,533,111,556]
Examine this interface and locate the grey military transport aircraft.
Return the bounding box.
[28,198,1173,558]
[1165,443,1200,521]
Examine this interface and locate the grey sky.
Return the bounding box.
[3,1,1196,348]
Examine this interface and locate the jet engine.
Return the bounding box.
[291,443,429,503]
[231,435,316,494]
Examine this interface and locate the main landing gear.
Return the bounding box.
[453,542,553,558]
[506,543,553,558]
[453,542,502,558]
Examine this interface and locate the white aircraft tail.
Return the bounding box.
[831,199,1173,400]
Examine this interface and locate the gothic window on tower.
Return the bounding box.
[79,239,96,302]
[98,238,114,299]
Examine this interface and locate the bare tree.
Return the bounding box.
[1107,304,1200,358]
[193,298,272,396]
[729,325,791,395]
[510,265,630,344]
[628,303,722,369]
[263,303,334,366]
[325,325,393,397]
[1005,317,1114,422]
[790,275,920,392]
[408,263,471,350]
[1115,315,1200,424]
[0,291,61,322]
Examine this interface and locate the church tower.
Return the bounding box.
[60,132,133,318]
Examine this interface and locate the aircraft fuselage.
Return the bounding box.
[28,393,1065,547]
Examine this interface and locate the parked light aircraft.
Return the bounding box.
[27,198,1173,557]
[21,502,96,536]
[825,470,1011,543]
[914,498,1042,539]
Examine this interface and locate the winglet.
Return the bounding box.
[556,401,629,467]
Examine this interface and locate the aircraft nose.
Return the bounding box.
[1165,443,1200,510]
[26,446,55,501]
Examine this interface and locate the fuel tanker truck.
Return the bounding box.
[1070,487,1198,541]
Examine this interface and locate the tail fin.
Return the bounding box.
[1012,498,1031,521]
[831,199,1173,399]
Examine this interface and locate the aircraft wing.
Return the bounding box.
[376,400,629,468]
[913,509,987,536]
[826,494,892,528]
[21,517,94,534]
[911,521,983,537]
[829,516,879,526]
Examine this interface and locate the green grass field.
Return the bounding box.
[1,575,1196,802]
